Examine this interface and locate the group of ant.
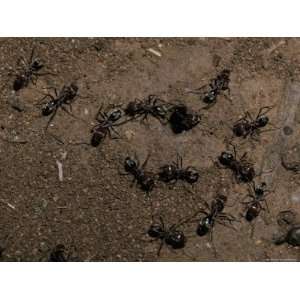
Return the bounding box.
[8,47,281,260]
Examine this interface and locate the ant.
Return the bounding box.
[48,244,78,262]
[218,144,255,183]
[124,94,173,124]
[48,244,69,262]
[122,154,155,192]
[241,181,271,222]
[195,195,237,237]
[90,104,128,147]
[38,83,80,141]
[232,106,276,140]
[12,47,52,91]
[147,210,200,256]
[187,69,231,109]
[168,104,201,134]
[158,153,199,185]
[147,217,186,256]
[192,195,238,256]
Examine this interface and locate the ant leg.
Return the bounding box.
[43,108,64,145]
[61,105,81,120]
[172,209,205,230]
[222,92,233,104]
[45,107,58,131]
[33,71,57,77]
[208,229,218,259]
[95,104,105,121]
[245,111,254,122]
[141,153,151,169]
[159,216,165,230]
[185,83,207,95]
[250,221,256,238]
[29,47,36,64]
[216,219,237,231]
[109,126,121,139]
[263,198,270,213]
[157,240,164,257]
[36,93,55,106]
[256,106,274,119]
[130,177,137,188]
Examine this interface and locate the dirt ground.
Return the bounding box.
[1,38,300,261]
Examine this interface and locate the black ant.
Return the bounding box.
[147,210,200,256]
[12,48,52,91]
[158,153,199,185]
[218,144,255,183]
[192,195,238,256]
[187,69,231,109]
[242,181,271,222]
[48,244,69,262]
[124,94,173,124]
[38,83,80,140]
[232,106,276,140]
[48,244,78,262]
[122,154,155,192]
[168,104,201,134]
[195,195,237,237]
[90,104,128,147]
[147,216,186,256]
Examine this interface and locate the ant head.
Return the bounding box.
[216,194,227,204]
[32,59,43,70]
[124,157,137,172]
[185,167,199,184]
[42,103,55,116]
[148,224,164,238]
[219,151,234,166]
[221,69,231,76]
[109,109,123,122]
[69,83,79,95]
[204,90,217,104]
[257,115,269,127]
[196,217,213,236]
[191,113,201,124]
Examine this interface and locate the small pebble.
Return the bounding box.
[283,126,293,136]
[125,130,135,140]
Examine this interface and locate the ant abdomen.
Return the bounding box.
[245,204,260,222]
[165,231,186,249]
[91,131,105,147]
[13,75,26,91]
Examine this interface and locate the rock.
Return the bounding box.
[286,226,300,246]
[283,126,293,136]
[125,130,135,141]
[281,143,300,172]
[277,210,297,227]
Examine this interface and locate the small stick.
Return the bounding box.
[0,199,16,210]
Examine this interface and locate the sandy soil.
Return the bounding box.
[0,38,300,261]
